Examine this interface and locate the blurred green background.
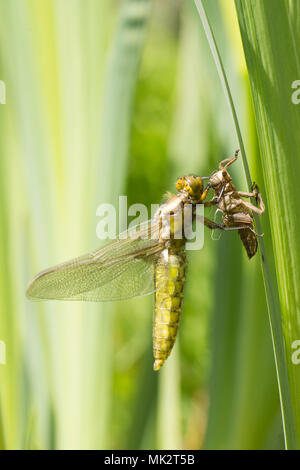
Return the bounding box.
[0,0,298,450]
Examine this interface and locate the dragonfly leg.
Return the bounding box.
[223,225,263,237]
[196,215,246,232]
[201,183,225,206]
[236,183,265,215]
[196,215,263,237]
[237,197,265,216]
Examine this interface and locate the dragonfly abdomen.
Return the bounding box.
[223,213,257,259]
[238,227,257,259]
[153,248,186,371]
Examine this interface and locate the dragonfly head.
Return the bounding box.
[176,175,204,202]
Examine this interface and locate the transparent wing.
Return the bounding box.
[26,219,164,301]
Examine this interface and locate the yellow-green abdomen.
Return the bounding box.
[153,248,186,371]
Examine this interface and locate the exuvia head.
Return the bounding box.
[209,168,232,189]
[176,175,205,202]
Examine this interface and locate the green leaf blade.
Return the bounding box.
[235,0,300,448]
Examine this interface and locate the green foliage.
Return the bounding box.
[235,0,300,449]
[0,0,296,450]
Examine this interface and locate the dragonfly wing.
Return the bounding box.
[67,256,156,301]
[27,219,163,301]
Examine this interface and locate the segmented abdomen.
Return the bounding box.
[238,227,257,259]
[153,248,186,371]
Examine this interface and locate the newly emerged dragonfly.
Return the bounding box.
[27,174,250,370]
[206,150,265,259]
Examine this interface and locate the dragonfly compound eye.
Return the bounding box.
[176,176,203,201]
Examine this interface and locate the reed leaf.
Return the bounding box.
[235,0,300,448]
[0,0,151,449]
[194,0,296,449]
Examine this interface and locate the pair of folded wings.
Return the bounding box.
[26,219,165,302]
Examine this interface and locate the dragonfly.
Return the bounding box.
[206,150,265,259]
[27,174,251,371]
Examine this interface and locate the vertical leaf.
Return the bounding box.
[235,0,300,448]
[194,0,296,449]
